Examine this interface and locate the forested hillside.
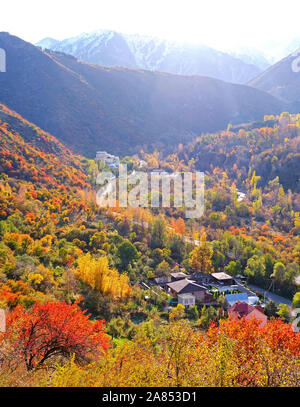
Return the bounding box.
[175,113,300,193]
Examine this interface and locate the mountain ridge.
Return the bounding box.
[248,50,300,103]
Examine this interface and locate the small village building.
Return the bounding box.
[211,272,235,286]
[167,279,207,300]
[228,301,267,327]
[95,151,120,168]
[178,293,195,308]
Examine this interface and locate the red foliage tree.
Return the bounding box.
[3,301,110,371]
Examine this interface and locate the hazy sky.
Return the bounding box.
[1,0,300,52]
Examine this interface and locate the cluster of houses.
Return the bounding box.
[95,151,149,170]
[96,151,120,168]
[149,270,267,325]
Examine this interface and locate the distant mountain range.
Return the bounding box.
[0,33,288,157]
[39,31,300,106]
[36,30,263,84]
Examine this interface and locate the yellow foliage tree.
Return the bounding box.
[189,232,213,273]
[76,253,131,300]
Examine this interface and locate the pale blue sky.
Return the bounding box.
[1,0,299,53]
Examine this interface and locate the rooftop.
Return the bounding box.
[170,271,188,280]
[212,272,234,281]
[167,279,206,294]
[228,301,264,317]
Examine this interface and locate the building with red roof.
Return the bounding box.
[228,301,267,327]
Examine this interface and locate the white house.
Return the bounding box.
[96,151,120,168]
[178,293,196,308]
[96,151,110,160]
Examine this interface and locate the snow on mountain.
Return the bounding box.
[38,30,137,68]
[37,31,262,83]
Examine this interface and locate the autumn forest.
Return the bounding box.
[0,99,299,388]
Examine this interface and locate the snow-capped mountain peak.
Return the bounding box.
[37,30,263,83]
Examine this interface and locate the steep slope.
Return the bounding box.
[1,32,286,157]
[248,49,300,103]
[0,103,87,189]
[37,30,261,84]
